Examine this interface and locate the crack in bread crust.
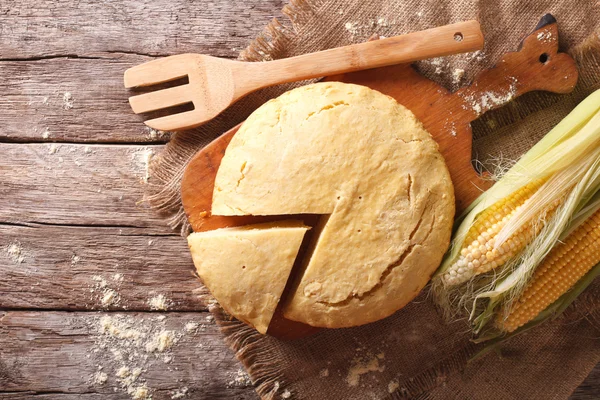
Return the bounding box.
[316,195,435,307]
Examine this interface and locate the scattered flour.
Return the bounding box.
[452,68,465,84]
[344,18,394,37]
[467,50,486,62]
[444,119,458,138]
[92,275,108,289]
[48,143,59,154]
[6,242,25,264]
[170,387,189,399]
[429,57,443,67]
[130,384,151,400]
[102,288,120,307]
[346,352,386,387]
[460,78,518,116]
[71,255,81,265]
[185,322,199,332]
[428,57,450,77]
[537,31,555,42]
[226,368,252,388]
[388,380,399,393]
[376,18,388,27]
[145,331,178,353]
[91,275,122,308]
[42,127,50,139]
[90,314,195,399]
[63,92,74,110]
[319,368,329,378]
[149,294,171,311]
[345,22,358,35]
[93,371,108,385]
[131,148,155,183]
[281,389,292,398]
[146,127,167,140]
[117,366,131,378]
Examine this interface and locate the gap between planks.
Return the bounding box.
[0,223,203,311]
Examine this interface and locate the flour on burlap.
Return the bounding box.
[346,352,386,387]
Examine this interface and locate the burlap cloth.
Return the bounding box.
[146,1,600,398]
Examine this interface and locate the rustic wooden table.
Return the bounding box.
[0,1,598,399]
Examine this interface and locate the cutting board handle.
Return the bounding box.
[451,14,578,122]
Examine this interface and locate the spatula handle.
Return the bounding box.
[251,20,484,88]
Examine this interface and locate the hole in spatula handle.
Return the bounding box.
[454,32,464,42]
[539,53,550,64]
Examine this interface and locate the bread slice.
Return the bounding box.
[187,221,308,333]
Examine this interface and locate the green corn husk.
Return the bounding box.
[432,88,600,327]
[473,188,600,335]
[471,194,600,354]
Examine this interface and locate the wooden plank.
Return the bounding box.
[0,57,174,143]
[0,0,284,59]
[0,224,206,311]
[0,310,596,400]
[0,311,258,399]
[571,366,600,400]
[0,143,172,231]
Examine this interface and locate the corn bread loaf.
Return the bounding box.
[192,82,454,330]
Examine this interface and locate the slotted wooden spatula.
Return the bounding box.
[124,20,483,131]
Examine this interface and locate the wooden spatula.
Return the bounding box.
[124,20,483,131]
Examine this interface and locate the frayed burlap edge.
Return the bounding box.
[194,283,291,400]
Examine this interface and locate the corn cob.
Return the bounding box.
[496,208,600,333]
[442,179,559,286]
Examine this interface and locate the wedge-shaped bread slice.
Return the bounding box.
[187,221,309,333]
[212,82,454,328]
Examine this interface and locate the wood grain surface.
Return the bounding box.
[0,311,257,399]
[0,1,596,399]
[0,57,168,143]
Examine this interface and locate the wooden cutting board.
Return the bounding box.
[181,15,578,340]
